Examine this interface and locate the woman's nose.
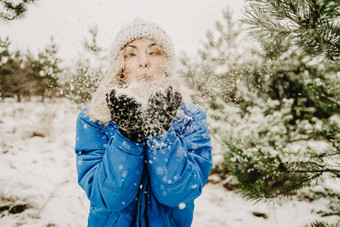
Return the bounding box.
[138,53,149,68]
[139,63,148,68]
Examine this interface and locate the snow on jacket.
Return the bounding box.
[75,103,213,227]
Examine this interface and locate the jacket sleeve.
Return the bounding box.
[146,106,213,207]
[75,108,145,211]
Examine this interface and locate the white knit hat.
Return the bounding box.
[109,17,176,71]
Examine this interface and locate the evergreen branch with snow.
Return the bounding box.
[310,220,340,227]
[243,0,340,61]
[221,91,340,200]
[223,137,339,200]
[0,0,36,21]
[311,187,340,218]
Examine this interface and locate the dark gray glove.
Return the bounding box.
[145,86,182,137]
[106,89,145,143]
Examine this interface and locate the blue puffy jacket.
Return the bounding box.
[75,103,213,227]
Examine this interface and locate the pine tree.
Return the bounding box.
[222,1,340,225]
[179,6,262,177]
[0,36,63,101]
[179,7,256,112]
[64,59,101,104]
[26,37,63,101]
[180,3,340,225]
[0,0,37,20]
[224,0,340,197]
[243,0,340,61]
[0,37,13,100]
[0,37,30,101]
[62,24,105,105]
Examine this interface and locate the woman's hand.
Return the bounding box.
[106,89,145,143]
[145,86,182,137]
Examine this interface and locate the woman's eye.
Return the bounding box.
[150,52,160,56]
[125,53,136,57]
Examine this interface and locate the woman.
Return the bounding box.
[75,18,213,227]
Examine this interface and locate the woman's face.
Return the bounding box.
[123,38,165,84]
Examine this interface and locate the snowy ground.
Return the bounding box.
[0,98,337,227]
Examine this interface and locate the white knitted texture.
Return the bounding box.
[110,18,176,71]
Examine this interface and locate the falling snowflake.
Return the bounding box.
[178,202,186,210]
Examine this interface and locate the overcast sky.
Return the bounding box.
[1,0,245,64]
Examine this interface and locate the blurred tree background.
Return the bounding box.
[59,24,105,104]
[0,0,339,226]
[0,0,37,20]
[0,37,62,101]
[0,25,104,103]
